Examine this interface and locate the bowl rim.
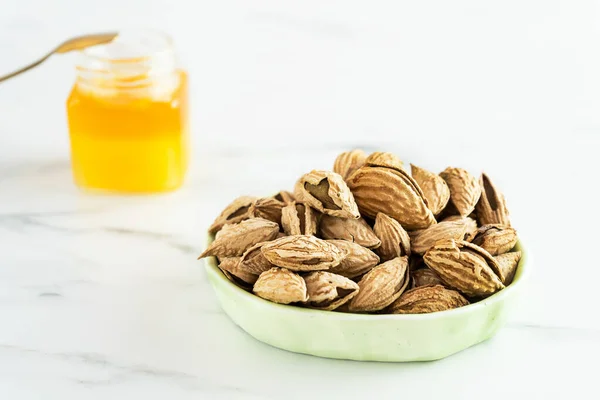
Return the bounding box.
[203,234,529,321]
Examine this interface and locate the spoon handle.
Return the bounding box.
[0,32,118,84]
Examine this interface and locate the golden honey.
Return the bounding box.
[66,31,189,193]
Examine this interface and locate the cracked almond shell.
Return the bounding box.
[274,190,295,204]
[250,196,286,224]
[294,170,360,219]
[208,196,256,234]
[347,165,436,230]
[476,173,511,226]
[281,202,319,236]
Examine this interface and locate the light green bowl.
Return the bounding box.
[204,239,528,362]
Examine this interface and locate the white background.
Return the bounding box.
[0,1,599,398]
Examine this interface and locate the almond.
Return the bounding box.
[208,196,256,234]
[388,285,469,314]
[410,164,450,215]
[494,251,521,285]
[423,239,504,298]
[318,214,381,249]
[218,257,258,285]
[440,167,481,217]
[373,213,411,261]
[348,256,410,312]
[347,165,436,230]
[411,218,478,255]
[326,240,380,278]
[200,218,279,258]
[250,196,286,224]
[476,173,511,226]
[364,151,404,171]
[281,202,319,236]
[294,170,360,219]
[239,242,274,275]
[471,224,517,256]
[274,190,295,204]
[303,271,359,310]
[253,267,308,304]
[333,149,367,180]
[411,268,443,288]
[261,235,347,271]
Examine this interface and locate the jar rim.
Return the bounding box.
[80,29,175,63]
[74,29,180,97]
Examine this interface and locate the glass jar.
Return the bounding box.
[66,30,189,193]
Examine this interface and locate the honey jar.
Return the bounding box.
[66,30,189,193]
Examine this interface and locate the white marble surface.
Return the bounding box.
[1,0,599,398]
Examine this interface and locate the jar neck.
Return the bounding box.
[75,31,180,100]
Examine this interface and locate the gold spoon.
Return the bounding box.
[0,32,119,83]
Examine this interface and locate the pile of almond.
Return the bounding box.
[199,150,520,314]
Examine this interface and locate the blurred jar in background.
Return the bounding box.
[66,30,189,193]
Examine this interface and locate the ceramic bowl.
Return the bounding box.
[204,238,528,362]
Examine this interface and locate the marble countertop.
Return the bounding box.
[1,0,599,398]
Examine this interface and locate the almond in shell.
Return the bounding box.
[373,213,411,261]
[476,173,510,226]
[388,285,469,314]
[218,257,258,285]
[442,215,478,238]
[494,251,521,285]
[281,202,319,236]
[250,196,286,224]
[239,242,274,275]
[253,267,308,304]
[423,239,504,298]
[347,165,436,230]
[208,196,256,234]
[303,271,359,310]
[200,218,279,258]
[439,167,481,217]
[326,240,380,278]
[411,218,478,255]
[471,224,517,256]
[261,235,347,271]
[333,149,367,180]
[348,256,410,312]
[294,170,360,219]
[411,268,443,288]
[410,164,450,215]
[274,190,295,204]
[364,152,404,171]
[319,215,381,249]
